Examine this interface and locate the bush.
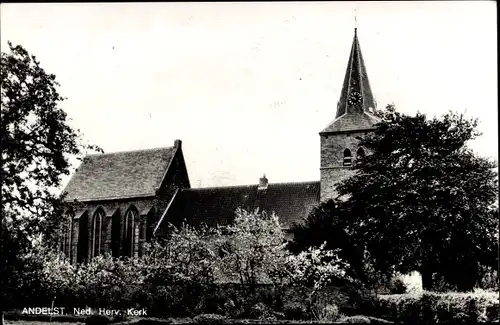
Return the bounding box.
[388,278,407,294]
[191,313,228,324]
[12,209,355,320]
[375,291,499,323]
[478,269,499,291]
[247,302,276,320]
[319,304,341,322]
[282,302,308,320]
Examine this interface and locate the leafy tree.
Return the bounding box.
[335,104,498,291]
[217,208,351,315]
[142,224,221,286]
[289,200,376,286]
[218,208,288,290]
[1,42,100,320]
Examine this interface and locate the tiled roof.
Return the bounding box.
[63,146,177,202]
[321,111,381,134]
[168,181,320,229]
[321,29,380,134]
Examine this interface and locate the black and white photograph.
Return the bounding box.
[1,1,498,324]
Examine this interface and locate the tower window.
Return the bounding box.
[343,148,352,166]
[92,208,105,258]
[356,148,366,166]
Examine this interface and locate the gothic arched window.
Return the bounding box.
[123,207,138,258]
[61,215,73,260]
[343,148,352,166]
[356,147,366,166]
[91,208,105,258]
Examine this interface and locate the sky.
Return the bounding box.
[1,1,497,189]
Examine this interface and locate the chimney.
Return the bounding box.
[258,173,268,190]
[174,139,182,148]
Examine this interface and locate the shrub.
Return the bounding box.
[247,302,276,320]
[282,302,308,320]
[375,291,500,323]
[319,304,341,322]
[388,278,407,294]
[191,313,228,324]
[12,209,355,320]
[478,269,499,291]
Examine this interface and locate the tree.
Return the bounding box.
[217,208,351,316]
[335,104,498,291]
[218,208,289,290]
[289,200,391,289]
[1,42,100,321]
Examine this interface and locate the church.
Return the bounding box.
[60,28,381,265]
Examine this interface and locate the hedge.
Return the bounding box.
[373,290,499,323]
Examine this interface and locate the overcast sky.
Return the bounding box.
[1,1,497,188]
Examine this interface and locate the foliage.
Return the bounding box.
[142,224,220,287]
[140,224,224,317]
[217,208,288,289]
[282,302,308,320]
[289,199,391,289]
[1,42,100,313]
[477,268,499,291]
[191,314,228,324]
[375,291,499,323]
[7,208,355,320]
[292,104,498,292]
[216,209,352,318]
[388,279,407,295]
[317,304,341,322]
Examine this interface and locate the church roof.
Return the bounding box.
[63,145,178,202]
[320,111,381,134]
[321,28,380,134]
[165,180,320,230]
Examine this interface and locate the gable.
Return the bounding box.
[63,146,178,202]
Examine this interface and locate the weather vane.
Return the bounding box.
[354,8,357,29]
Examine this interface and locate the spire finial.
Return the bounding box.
[354,8,357,31]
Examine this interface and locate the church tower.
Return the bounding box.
[319,28,381,202]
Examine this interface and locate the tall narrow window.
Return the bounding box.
[356,147,366,166]
[123,207,137,257]
[92,209,105,258]
[61,216,73,260]
[77,213,89,264]
[343,148,352,166]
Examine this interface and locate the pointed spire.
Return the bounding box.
[335,28,376,118]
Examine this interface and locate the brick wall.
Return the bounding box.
[320,130,371,202]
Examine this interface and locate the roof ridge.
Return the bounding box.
[86,145,175,157]
[186,180,320,191]
[186,184,257,191]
